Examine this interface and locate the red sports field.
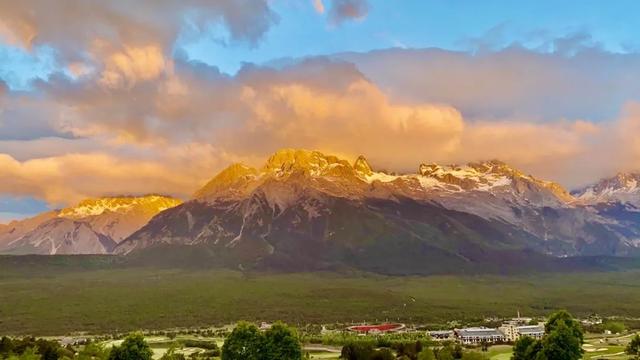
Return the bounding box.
[347,323,405,333]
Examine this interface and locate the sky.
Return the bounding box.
[1,0,640,222]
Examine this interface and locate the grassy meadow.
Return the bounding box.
[2,256,640,335]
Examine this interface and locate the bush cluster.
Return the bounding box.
[512,310,584,360]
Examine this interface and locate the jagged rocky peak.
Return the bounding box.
[353,155,373,176]
[573,172,640,204]
[193,163,259,198]
[418,159,509,178]
[59,195,182,219]
[466,160,520,176]
[418,163,440,176]
[418,160,514,178]
[192,149,576,204]
[596,172,640,191]
[1,194,183,255]
[263,148,352,176]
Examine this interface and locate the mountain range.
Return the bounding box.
[573,173,640,206]
[1,149,639,274]
[0,195,181,255]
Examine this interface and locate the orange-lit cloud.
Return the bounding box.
[0,17,36,49]
[312,0,325,14]
[67,62,93,78]
[0,0,278,58]
[0,143,245,205]
[614,103,640,169]
[2,7,640,207]
[98,45,167,88]
[234,78,464,165]
[2,56,638,206]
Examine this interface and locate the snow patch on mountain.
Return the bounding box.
[0,195,182,255]
[574,173,640,205]
[116,149,640,261]
[59,195,181,218]
[363,162,514,193]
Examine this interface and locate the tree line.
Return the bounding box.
[2,311,636,360]
[339,340,488,360]
[0,322,300,360]
[339,310,588,360]
[511,310,583,360]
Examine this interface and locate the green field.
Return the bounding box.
[2,257,640,335]
[91,334,639,360]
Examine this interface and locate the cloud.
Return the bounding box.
[310,0,369,23]
[0,92,73,141]
[19,2,640,204]
[312,0,325,14]
[3,43,640,206]
[0,1,278,55]
[0,152,186,204]
[0,143,244,205]
[0,137,103,161]
[229,60,635,186]
[614,103,640,170]
[328,0,369,24]
[98,45,167,88]
[3,55,636,199]
[336,47,640,122]
[230,61,464,165]
[36,56,243,144]
[0,0,279,89]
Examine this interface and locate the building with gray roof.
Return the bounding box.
[455,327,505,345]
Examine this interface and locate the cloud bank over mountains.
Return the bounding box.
[0,1,639,207]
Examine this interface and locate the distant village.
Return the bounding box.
[339,313,606,345]
[53,313,612,350]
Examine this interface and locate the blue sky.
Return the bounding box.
[3,0,640,89]
[2,0,640,221]
[0,196,49,223]
[187,0,640,74]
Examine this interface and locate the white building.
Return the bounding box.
[456,327,505,345]
[518,325,545,340]
[499,323,545,342]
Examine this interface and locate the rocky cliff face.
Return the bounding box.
[0,211,59,250]
[115,149,640,272]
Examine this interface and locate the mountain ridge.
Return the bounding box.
[3,148,640,275]
[0,195,182,255]
[573,172,640,206]
[114,149,640,273]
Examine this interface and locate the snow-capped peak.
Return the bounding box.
[262,148,352,177]
[59,195,182,219]
[365,160,515,192]
[192,149,573,205]
[573,172,640,205]
[193,163,259,198]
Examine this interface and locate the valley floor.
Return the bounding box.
[40,332,640,360]
[2,257,640,335]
